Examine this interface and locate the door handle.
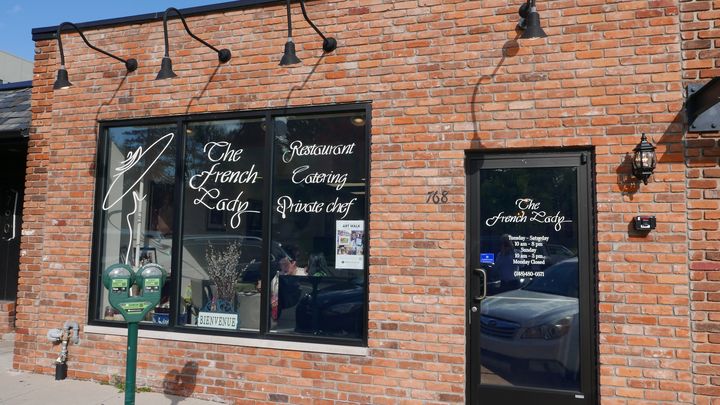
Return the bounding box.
[2,189,18,242]
[473,268,487,302]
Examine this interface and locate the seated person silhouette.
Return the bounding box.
[271,254,307,320]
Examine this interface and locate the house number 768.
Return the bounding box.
[426,190,448,204]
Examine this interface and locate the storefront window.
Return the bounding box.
[180,119,265,331]
[270,114,367,339]
[97,124,177,324]
[93,107,368,345]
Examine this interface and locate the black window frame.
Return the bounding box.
[88,102,371,347]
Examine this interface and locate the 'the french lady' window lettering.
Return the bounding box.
[188,141,261,229]
[485,198,572,232]
[484,198,573,271]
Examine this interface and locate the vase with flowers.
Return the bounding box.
[197,241,249,330]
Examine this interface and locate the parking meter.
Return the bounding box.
[102,263,167,405]
[135,263,166,313]
[103,263,166,323]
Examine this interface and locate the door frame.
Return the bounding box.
[465,148,598,405]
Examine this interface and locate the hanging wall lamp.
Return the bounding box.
[517,0,547,39]
[53,22,138,90]
[632,133,657,185]
[156,7,231,80]
[280,0,338,66]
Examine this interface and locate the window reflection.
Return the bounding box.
[180,119,265,331]
[99,125,176,325]
[478,167,580,391]
[270,113,367,339]
[95,110,368,344]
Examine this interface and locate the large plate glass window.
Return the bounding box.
[96,124,176,324]
[270,112,367,339]
[180,119,265,331]
[92,106,369,345]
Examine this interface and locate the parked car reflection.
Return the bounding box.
[287,276,364,339]
[479,257,580,391]
[543,243,576,266]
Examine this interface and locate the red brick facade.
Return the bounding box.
[0,301,15,336]
[682,0,720,403]
[11,0,718,403]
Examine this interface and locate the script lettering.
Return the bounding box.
[485,198,572,231]
[187,141,261,229]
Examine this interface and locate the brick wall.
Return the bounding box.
[681,0,720,403]
[18,0,694,403]
[0,301,15,336]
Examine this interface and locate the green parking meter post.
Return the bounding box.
[103,263,167,405]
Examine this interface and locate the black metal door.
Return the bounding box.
[0,186,21,300]
[466,150,596,405]
[0,139,26,302]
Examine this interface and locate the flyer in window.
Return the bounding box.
[336,220,364,269]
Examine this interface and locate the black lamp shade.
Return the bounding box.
[125,58,139,72]
[632,133,657,185]
[322,37,338,53]
[280,40,301,66]
[156,56,177,80]
[521,11,547,39]
[53,67,72,90]
[218,49,232,64]
[53,22,138,92]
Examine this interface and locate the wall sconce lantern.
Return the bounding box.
[632,133,657,185]
[517,0,547,39]
[280,0,338,66]
[53,22,138,90]
[156,7,231,80]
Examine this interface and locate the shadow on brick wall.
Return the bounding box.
[185,65,222,115]
[163,360,198,403]
[470,36,520,146]
[285,54,326,107]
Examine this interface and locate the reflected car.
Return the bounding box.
[294,279,364,338]
[542,244,575,266]
[479,257,579,378]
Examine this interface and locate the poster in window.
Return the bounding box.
[336,220,364,269]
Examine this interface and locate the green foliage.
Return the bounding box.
[105,375,152,393]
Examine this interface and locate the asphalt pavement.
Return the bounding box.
[0,334,224,405]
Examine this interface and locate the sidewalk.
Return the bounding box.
[0,334,224,405]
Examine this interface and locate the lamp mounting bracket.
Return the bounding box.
[687,77,720,133]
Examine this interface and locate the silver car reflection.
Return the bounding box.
[480,257,579,380]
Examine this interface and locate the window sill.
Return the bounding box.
[83,325,369,356]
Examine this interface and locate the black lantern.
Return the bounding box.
[632,133,657,185]
[156,7,231,81]
[280,0,337,66]
[53,22,138,90]
[517,0,547,39]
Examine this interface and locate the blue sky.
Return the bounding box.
[0,1,228,61]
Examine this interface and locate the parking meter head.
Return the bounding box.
[136,263,167,292]
[103,264,134,293]
[102,263,167,323]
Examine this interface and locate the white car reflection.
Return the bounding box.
[480,257,580,380]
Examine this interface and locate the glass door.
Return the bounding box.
[466,150,596,405]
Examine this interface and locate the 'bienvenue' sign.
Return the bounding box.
[197,311,238,330]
